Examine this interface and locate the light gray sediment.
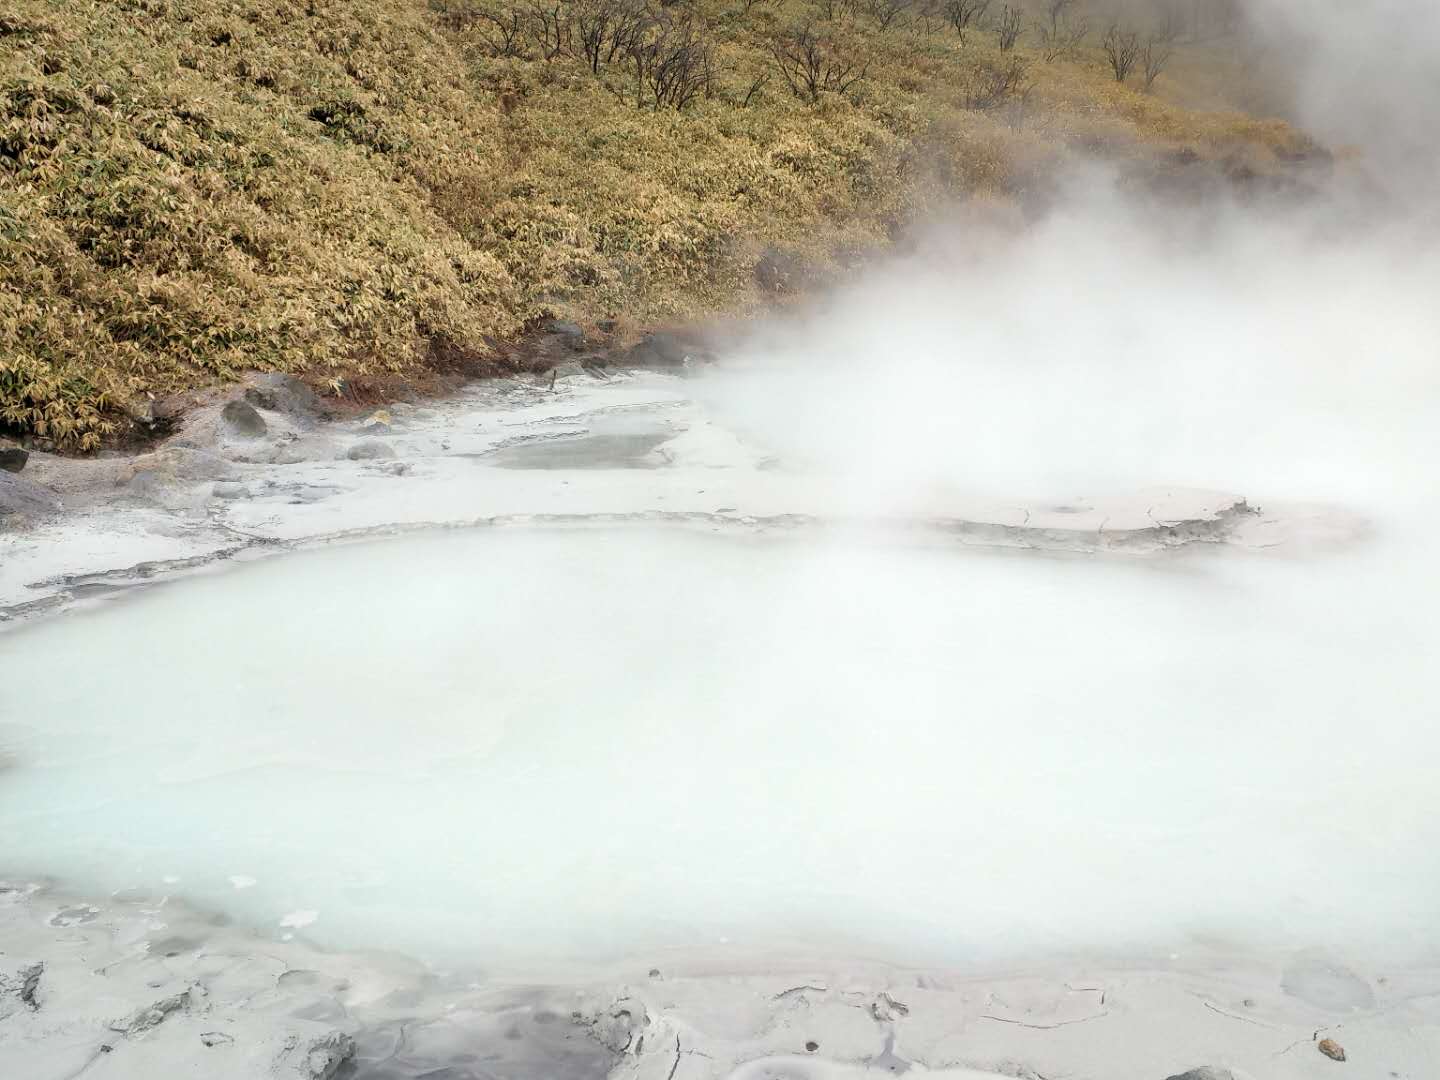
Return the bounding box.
[0,367,1360,628]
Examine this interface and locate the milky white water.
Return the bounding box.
[2,511,1438,973]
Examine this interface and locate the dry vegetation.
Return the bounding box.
[1,0,1315,447]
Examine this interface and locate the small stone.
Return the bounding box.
[0,448,28,473]
[221,399,267,437]
[647,968,661,978]
[805,1041,819,1053]
[1318,1038,1347,1062]
[1164,1070,1236,1080]
[212,481,250,500]
[346,440,395,461]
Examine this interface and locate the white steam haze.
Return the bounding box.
[3,0,1440,977]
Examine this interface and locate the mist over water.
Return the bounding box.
[2,519,1439,973]
[4,0,1440,980]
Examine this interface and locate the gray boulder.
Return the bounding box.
[346,440,396,461]
[0,447,28,473]
[221,399,268,438]
[0,472,61,522]
[244,373,322,420]
[542,319,587,351]
[211,481,251,500]
[1165,1070,1237,1080]
[625,332,715,369]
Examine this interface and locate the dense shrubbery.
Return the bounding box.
[1,0,1311,447]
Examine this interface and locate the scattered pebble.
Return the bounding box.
[1319,1038,1347,1062]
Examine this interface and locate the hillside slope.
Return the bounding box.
[1,0,1316,448]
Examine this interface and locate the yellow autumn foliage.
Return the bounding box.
[0,0,1315,447]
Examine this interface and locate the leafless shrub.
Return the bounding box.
[1140,32,1173,90]
[768,23,868,103]
[1041,0,1073,36]
[863,0,914,31]
[916,0,944,33]
[735,0,773,15]
[473,8,531,57]
[1102,23,1139,82]
[994,4,1022,51]
[963,55,1030,110]
[573,0,650,74]
[740,71,769,106]
[622,10,715,109]
[941,0,989,39]
[818,0,856,21]
[1037,11,1087,61]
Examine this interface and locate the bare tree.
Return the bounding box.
[572,0,650,75]
[994,4,1023,51]
[942,0,990,39]
[963,55,1030,110]
[528,1,570,59]
[473,9,531,57]
[1037,10,1087,61]
[768,23,868,103]
[863,0,914,31]
[1042,0,1074,36]
[623,11,715,109]
[1140,31,1173,90]
[818,0,856,21]
[1102,23,1139,82]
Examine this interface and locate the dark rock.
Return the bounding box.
[0,447,27,473]
[346,440,396,461]
[244,374,322,420]
[543,319,587,350]
[1164,1070,1236,1080]
[221,399,268,437]
[625,332,714,369]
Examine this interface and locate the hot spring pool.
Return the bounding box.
[1,523,1437,974]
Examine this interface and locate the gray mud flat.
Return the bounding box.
[4,882,1436,1080]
